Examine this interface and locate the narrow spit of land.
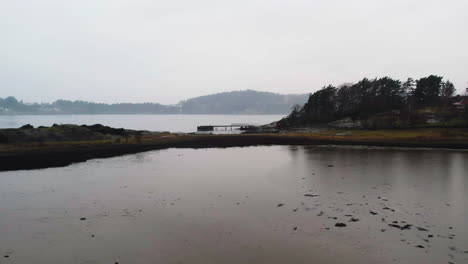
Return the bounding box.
[1,126,468,172]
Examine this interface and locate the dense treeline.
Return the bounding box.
[0,90,308,115]
[0,97,176,114]
[279,75,464,128]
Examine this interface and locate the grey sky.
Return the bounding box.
[2,0,467,104]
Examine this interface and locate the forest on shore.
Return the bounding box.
[279,75,468,129]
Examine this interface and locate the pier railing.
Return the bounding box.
[197,123,256,131]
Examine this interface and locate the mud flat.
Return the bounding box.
[1,146,467,264]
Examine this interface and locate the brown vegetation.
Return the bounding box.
[1,128,468,172]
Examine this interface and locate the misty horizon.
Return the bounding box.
[1,89,309,105]
[2,0,468,104]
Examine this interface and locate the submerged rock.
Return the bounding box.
[383,207,395,212]
[389,224,412,230]
[335,223,347,227]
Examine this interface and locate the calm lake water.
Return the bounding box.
[0,115,284,132]
[0,146,467,264]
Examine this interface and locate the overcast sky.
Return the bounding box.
[2,0,467,104]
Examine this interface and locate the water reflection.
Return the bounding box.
[0,146,466,264]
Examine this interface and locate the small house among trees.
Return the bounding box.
[453,87,468,112]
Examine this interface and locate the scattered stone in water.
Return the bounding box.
[277,203,284,207]
[370,211,378,215]
[383,207,395,212]
[293,208,298,212]
[317,211,324,216]
[415,245,425,249]
[304,194,320,198]
[349,218,360,222]
[293,227,298,231]
[428,235,433,238]
[328,217,338,220]
[389,224,412,230]
[392,221,398,224]
[381,229,387,232]
[335,223,347,227]
[328,165,334,167]
[91,235,95,237]
[345,214,353,217]
[417,226,429,232]
[4,255,10,258]
[80,217,86,221]
[449,227,453,229]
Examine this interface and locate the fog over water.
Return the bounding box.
[0,114,284,132]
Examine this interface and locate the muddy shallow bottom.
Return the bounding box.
[0,146,467,264]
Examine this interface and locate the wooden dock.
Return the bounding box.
[197,123,255,131]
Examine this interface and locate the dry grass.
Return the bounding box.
[1,128,468,154]
[272,128,468,142]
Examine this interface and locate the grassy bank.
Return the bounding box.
[1,128,468,172]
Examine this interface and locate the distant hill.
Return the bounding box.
[179,90,308,114]
[0,90,308,115]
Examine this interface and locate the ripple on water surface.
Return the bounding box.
[0,145,467,264]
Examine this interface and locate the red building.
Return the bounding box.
[453,87,468,111]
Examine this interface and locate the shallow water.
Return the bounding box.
[0,146,467,264]
[0,114,284,132]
